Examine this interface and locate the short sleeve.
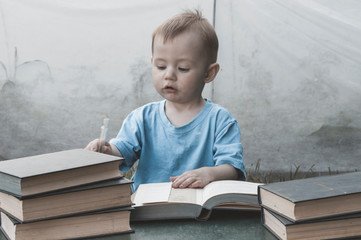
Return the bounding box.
[109,111,142,171]
[213,120,246,180]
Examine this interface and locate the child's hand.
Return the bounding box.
[170,164,239,189]
[170,167,213,189]
[85,139,112,155]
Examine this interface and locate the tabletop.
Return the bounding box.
[126,210,277,240]
[0,210,276,240]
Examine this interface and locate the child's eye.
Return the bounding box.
[178,67,189,72]
[157,66,166,70]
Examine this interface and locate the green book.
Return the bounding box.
[0,149,123,198]
[0,207,134,240]
[261,207,361,240]
[0,177,132,222]
[258,172,361,222]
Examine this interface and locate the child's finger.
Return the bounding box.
[183,178,199,188]
[169,176,177,182]
[85,139,100,152]
[171,176,185,188]
[101,144,112,155]
[174,176,196,188]
[189,181,203,188]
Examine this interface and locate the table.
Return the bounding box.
[0,210,277,240]
[127,210,277,240]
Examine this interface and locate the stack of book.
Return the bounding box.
[258,172,361,240]
[0,149,134,240]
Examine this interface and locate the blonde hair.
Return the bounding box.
[152,10,219,63]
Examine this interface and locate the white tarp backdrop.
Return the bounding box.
[0,0,360,173]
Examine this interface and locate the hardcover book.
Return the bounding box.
[0,177,132,222]
[258,172,361,222]
[262,207,361,240]
[0,149,123,197]
[0,208,133,240]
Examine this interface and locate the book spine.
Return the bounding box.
[260,205,297,224]
[260,207,266,225]
[0,173,21,197]
[257,185,263,205]
[0,226,10,240]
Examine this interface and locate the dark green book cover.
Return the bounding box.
[258,171,361,204]
[0,207,135,240]
[262,207,361,226]
[0,176,133,223]
[0,149,123,197]
[261,207,361,240]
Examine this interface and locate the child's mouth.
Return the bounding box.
[164,86,176,92]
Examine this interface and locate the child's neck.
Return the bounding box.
[165,98,206,127]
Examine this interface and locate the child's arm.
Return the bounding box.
[170,164,238,189]
[85,139,123,157]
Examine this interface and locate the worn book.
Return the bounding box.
[0,149,123,197]
[0,177,132,222]
[0,208,133,240]
[262,207,361,240]
[258,172,361,222]
[131,180,262,221]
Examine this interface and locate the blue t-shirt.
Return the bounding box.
[109,99,245,191]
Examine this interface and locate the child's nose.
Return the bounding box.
[165,67,176,80]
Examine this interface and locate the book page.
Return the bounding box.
[168,188,203,205]
[133,182,172,206]
[202,180,262,205]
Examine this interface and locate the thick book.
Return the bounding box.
[0,149,123,197]
[0,207,134,240]
[131,180,262,221]
[261,207,361,240]
[0,177,132,222]
[258,172,361,222]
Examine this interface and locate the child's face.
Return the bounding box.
[151,31,209,105]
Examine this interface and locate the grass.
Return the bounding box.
[246,159,359,183]
[123,161,138,180]
[122,158,359,183]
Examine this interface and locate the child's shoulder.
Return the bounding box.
[129,100,164,118]
[206,99,234,118]
[205,100,240,133]
[136,100,163,111]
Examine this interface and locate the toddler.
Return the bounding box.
[86,10,246,191]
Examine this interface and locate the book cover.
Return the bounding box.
[258,172,361,222]
[0,207,134,240]
[0,177,133,222]
[0,149,123,197]
[0,226,10,240]
[261,207,361,240]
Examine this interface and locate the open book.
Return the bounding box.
[131,180,262,221]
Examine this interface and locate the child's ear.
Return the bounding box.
[204,63,220,83]
[150,56,153,64]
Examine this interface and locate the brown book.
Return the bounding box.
[258,172,361,222]
[262,207,361,240]
[0,149,123,197]
[0,177,132,222]
[131,180,262,221]
[0,208,133,240]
